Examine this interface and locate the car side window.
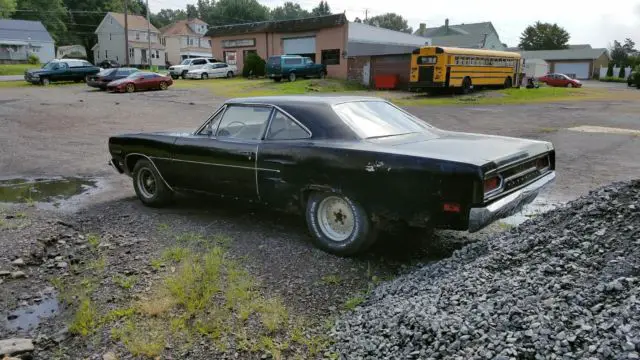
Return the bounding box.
[266,111,310,140]
[193,59,206,65]
[199,109,225,136]
[216,105,272,141]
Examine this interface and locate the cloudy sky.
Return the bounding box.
[149,0,640,48]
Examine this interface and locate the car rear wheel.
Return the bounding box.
[305,192,378,256]
[319,71,326,79]
[227,71,234,78]
[288,72,296,82]
[41,77,50,86]
[274,77,282,83]
[126,83,135,93]
[201,73,208,80]
[503,76,512,89]
[132,159,172,207]
[568,83,574,88]
[181,71,188,79]
[461,77,473,94]
[159,81,168,90]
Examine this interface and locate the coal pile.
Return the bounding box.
[331,180,640,359]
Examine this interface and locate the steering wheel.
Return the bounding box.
[268,127,287,139]
[217,121,246,137]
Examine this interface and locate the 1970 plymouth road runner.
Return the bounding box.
[108,96,556,256]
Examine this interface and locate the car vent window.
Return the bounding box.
[216,105,272,140]
[266,111,310,140]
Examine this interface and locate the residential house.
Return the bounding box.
[414,19,505,51]
[518,47,609,79]
[93,12,166,67]
[160,18,212,66]
[56,44,87,59]
[0,19,55,63]
[206,14,431,87]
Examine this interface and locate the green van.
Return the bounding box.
[266,55,327,82]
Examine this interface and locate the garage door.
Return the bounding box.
[554,62,590,79]
[283,37,316,55]
[371,54,411,89]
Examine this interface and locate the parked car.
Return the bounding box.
[185,62,238,79]
[168,57,219,79]
[24,59,101,85]
[538,73,582,88]
[87,67,138,90]
[108,96,556,256]
[106,71,172,93]
[266,55,327,82]
[97,60,121,69]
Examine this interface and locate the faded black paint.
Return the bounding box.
[108,96,556,232]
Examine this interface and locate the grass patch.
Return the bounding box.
[161,246,191,263]
[343,295,366,310]
[69,298,99,336]
[174,77,365,98]
[600,76,628,83]
[113,274,137,290]
[86,233,101,250]
[321,274,342,285]
[0,63,39,76]
[394,87,609,106]
[150,258,164,270]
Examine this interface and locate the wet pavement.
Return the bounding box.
[3,296,59,332]
[0,177,99,208]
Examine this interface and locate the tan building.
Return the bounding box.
[206,14,431,87]
[160,18,212,66]
[517,46,610,80]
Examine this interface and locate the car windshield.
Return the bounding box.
[42,62,60,70]
[98,69,116,76]
[180,59,191,65]
[332,101,432,139]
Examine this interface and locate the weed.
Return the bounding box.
[321,274,342,285]
[115,319,167,357]
[259,336,289,359]
[114,274,137,290]
[161,246,191,263]
[175,232,205,245]
[15,212,27,218]
[102,307,136,323]
[86,233,100,249]
[344,295,366,310]
[137,294,175,317]
[150,258,163,270]
[497,221,515,230]
[87,255,106,273]
[0,218,5,228]
[69,298,99,336]
[157,223,170,232]
[258,298,289,333]
[539,127,559,133]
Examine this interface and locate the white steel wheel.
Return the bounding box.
[202,73,208,80]
[317,196,356,242]
[136,168,157,200]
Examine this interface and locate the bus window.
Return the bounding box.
[417,56,437,65]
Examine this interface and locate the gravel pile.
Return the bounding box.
[331,180,640,359]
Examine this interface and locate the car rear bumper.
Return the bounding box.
[468,171,556,232]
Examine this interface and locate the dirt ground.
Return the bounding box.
[0,83,639,359]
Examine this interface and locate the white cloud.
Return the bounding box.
[149,0,640,48]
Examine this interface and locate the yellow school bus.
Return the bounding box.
[408,46,523,93]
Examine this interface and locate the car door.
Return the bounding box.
[54,62,70,81]
[191,59,207,71]
[303,58,315,76]
[171,104,273,198]
[214,64,226,77]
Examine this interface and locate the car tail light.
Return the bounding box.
[443,203,461,213]
[484,176,501,193]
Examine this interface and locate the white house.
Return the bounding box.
[0,19,55,63]
[56,45,87,59]
[93,12,165,67]
[160,18,212,66]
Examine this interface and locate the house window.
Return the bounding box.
[105,50,108,58]
[109,33,112,41]
[136,32,140,40]
[155,50,159,58]
[129,48,134,58]
[208,39,212,47]
[321,49,340,65]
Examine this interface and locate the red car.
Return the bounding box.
[538,73,582,88]
[106,71,173,93]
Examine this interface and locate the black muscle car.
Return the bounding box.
[108,96,556,256]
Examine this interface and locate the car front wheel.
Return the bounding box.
[132,159,172,207]
[201,73,208,80]
[41,77,50,86]
[288,72,296,82]
[126,83,135,93]
[305,192,377,256]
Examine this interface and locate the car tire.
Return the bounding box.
[40,77,50,86]
[568,83,574,88]
[132,159,172,207]
[274,77,282,83]
[126,83,136,93]
[201,73,208,80]
[319,71,326,79]
[305,192,378,256]
[461,77,472,94]
[181,71,188,79]
[227,71,234,78]
[503,76,512,89]
[159,81,168,90]
[288,72,296,82]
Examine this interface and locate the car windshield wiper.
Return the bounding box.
[366,132,416,140]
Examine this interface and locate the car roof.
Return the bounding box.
[226,95,385,106]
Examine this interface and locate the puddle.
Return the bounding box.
[0,177,97,204]
[500,197,562,227]
[3,295,59,332]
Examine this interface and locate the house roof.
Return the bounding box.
[518,48,609,61]
[348,22,429,47]
[414,21,500,49]
[205,14,347,37]
[161,19,208,36]
[506,44,594,52]
[129,41,165,50]
[57,45,85,51]
[0,19,54,43]
[108,12,159,32]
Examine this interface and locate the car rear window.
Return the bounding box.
[284,58,302,65]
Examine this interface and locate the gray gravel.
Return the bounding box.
[331,180,640,359]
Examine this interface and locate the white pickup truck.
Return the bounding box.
[168,57,219,79]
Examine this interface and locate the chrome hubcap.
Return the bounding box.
[317,196,355,242]
[137,168,156,198]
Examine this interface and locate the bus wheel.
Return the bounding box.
[462,77,473,95]
[504,77,513,89]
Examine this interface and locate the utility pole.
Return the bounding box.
[124,0,129,66]
[146,0,152,70]
[364,9,368,21]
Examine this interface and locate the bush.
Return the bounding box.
[599,76,627,83]
[27,53,39,64]
[606,63,614,77]
[619,66,626,78]
[242,53,266,78]
[633,71,640,88]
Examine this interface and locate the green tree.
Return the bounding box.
[518,21,570,50]
[15,0,68,42]
[242,52,265,77]
[151,8,187,29]
[214,0,269,24]
[353,17,362,23]
[610,40,628,66]
[0,0,17,18]
[186,4,198,18]
[364,12,412,33]
[270,2,309,20]
[311,1,331,16]
[606,63,614,77]
[196,0,218,25]
[619,66,626,78]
